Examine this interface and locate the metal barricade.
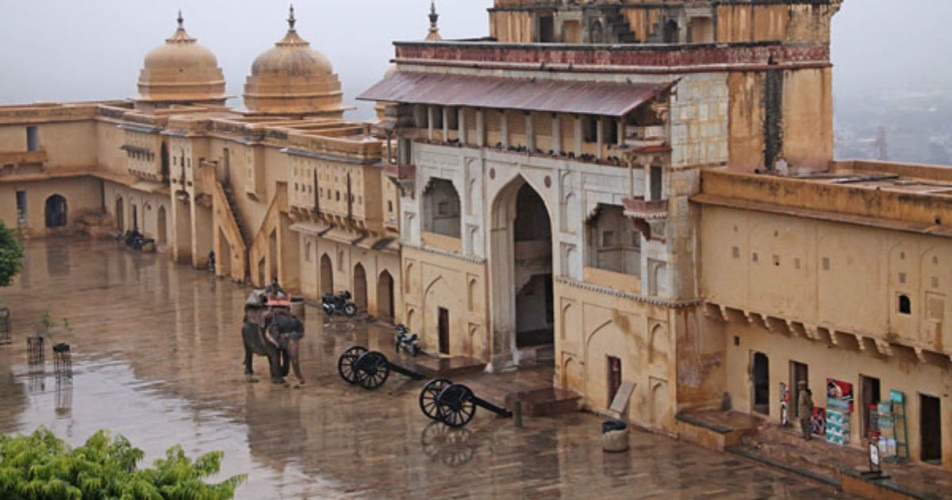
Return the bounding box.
[53,343,72,381]
[0,307,10,345]
[27,335,44,368]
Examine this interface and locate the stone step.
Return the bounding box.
[411,356,486,380]
[505,387,581,417]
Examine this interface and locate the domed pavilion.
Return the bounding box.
[135,12,228,109]
[243,7,350,119]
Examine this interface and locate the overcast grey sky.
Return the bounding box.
[0,0,949,119]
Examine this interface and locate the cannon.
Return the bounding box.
[418,378,513,428]
[337,346,425,390]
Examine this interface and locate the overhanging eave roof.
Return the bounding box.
[357,72,674,117]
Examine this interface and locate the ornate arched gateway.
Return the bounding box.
[488,175,554,368]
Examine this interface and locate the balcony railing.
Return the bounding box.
[0,149,47,169]
[623,197,668,220]
[623,125,667,150]
[384,163,416,181]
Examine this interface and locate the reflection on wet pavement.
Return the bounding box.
[0,239,852,499]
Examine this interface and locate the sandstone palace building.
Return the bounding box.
[2,1,951,470]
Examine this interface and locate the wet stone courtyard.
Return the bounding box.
[0,239,853,499]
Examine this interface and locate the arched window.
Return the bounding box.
[899,294,912,315]
[422,178,461,238]
[44,195,67,228]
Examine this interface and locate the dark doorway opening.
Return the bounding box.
[539,15,555,42]
[921,394,942,464]
[353,263,367,310]
[115,197,124,231]
[663,20,679,43]
[377,271,394,322]
[44,195,67,228]
[16,191,27,226]
[860,375,882,438]
[752,352,770,415]
[320,254,333,295]
[161,142,169,180]
[513,183,554,357]
[438,307,450,355]
[790,361,809,419]
[607,356,622,404]
[650,166,663,200]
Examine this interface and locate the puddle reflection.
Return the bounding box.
[420,422,476,467]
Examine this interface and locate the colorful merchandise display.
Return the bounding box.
[825,379,854,445]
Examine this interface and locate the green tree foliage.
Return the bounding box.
[0,427,246,500]
[0,221,25,288]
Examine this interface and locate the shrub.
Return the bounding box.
[0,221,24,289]
[0,427,246,500]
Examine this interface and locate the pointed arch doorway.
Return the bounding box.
[377,270,394,322]
[488,175,554,368]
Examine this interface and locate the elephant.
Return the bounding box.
[242,306,305,385]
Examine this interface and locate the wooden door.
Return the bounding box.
[438,307,450,355]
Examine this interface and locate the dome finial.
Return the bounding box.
[426,1,442,41]
[177,9,184,30]
[429,1,439,28]
[288,4,297,32]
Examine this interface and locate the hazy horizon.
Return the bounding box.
[1,0,950,120]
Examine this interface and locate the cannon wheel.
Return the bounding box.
[419,378,453,421]
[436,384,477,428]
[337,346,368,385]
[355,351,391,390]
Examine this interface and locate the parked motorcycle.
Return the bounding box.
[116,229,154,251]
[322,291,358,318]
[395,324,420,357]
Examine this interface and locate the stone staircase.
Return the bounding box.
[602,6,636,43]
[221,185,252,247]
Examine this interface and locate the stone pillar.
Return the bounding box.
[501,110,509,148]
[427,106,435,141]
[574,115,582,156]
[442,107,450,140]
[597,117,605,159]
[477,109,486,147]
[552,114,562,153]
[526,113,535,151]
[459,108,468,145]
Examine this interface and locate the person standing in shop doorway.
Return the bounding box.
[798,381,814,440]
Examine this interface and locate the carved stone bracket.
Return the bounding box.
[874,339,894,357]
[852,333,867,351]
[800,324,820,341]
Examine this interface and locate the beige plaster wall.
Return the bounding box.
[727,72,765,171]
[103,182,172,244]
[96,121,128,177]
[0,177,102,236]
[724,318,952,469]
[402,246,490,359]
[299,234,402,321]
[555,280,680,434]
[700,204,952,355]
[35,122,98,170]
[782,67,833,170]
[0,125,28,150]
